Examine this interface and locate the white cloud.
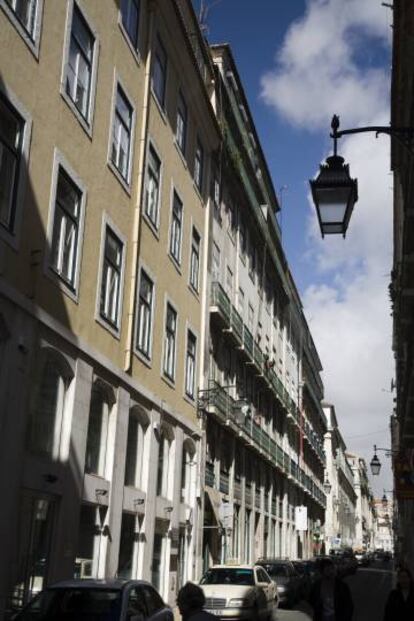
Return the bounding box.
[261,0,394,494]
[261,0,390,129]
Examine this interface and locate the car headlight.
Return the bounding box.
[228,598,251,608]
[277,585,287,592]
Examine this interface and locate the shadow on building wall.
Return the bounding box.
[0,71,95,617]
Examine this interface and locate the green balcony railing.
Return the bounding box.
[205,462,215,488]
[243,326,254,358]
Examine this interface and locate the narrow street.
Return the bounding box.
[273,566,393,621]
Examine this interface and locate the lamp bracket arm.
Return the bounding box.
[330,125,414,157]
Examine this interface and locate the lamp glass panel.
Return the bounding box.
[314,187,351,224]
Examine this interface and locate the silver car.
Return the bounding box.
[200,564,278,620]
[12,579,173,621]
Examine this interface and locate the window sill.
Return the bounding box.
[60,89,93,140]
[151,89,168,125]
[183,392,196,408]
[168,253,182,275]
[95,313,121,340]
[46,267,80,304]
[188,283,200,302]
[192,180,205,205]
[161,373,176,390]
[134,348,152,369]
[107,160,132,196]
[142,212,160,239]
[174,139,188,169]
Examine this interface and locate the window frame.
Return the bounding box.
[0,0,44,57]
[0,86,32,249]
[45,149,86,300]
[194,137,204,193]
[108,76,136,190]
[184,328,197,401]
[169,188,183,266]
[162,299,178,383]
[60,0,99,135]
[95,214,126,337]
[151,34,167,109]
[143,140,162,231]
[189,225,201,293]
[175,89,187,155]
[135,266,155,362]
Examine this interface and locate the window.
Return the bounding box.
[169,191,183,264]
[118,513,137,579]
[213,173,220,209]
[124,410,147,488]
[65,4,95,121]
[27,355,69,458]
[50,168,81,289]
[156,431,171,497]
[111,85,133,182]
[85,383,111,477]
[185,331,196,399]
[152,36,167,107]
[248,303,254,333]
[136,270,154,359]
[99,226,124,329]
[0,95,24,233]
[120,0,140,49]
[176,90,187,154]
[4,0,37,38]
[163,303,177,380]
[194,139,204,191]
[144,145,161,227]
[212,242,220,281]
[238,288,244,319]
[189,228,200,292]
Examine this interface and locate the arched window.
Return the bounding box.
[85,380,115,477]
[181,439,196,504]
[156,424,174,498]
[27,348,73,458]
[124,406,149,489]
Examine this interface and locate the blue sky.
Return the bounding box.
[195,0,394,495]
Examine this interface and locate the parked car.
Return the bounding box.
[354,552,369,567]
[256,559,302,608]
[199,564,278,620]
[12,579,173,621]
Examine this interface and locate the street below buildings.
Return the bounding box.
[273,565,393,621]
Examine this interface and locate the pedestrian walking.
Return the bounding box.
[176,582,216,621]
[383,566,414,621]
[309,557,354,621]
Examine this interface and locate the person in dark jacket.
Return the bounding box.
[384,566,414,621]
[177,582,216,621]
[309,557,353,621]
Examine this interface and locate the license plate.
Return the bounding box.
[205,610,223,616]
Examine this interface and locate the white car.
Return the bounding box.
[200,564,278,620]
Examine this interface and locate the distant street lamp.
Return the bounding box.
[382,493,388,509]
[310,115,414,238]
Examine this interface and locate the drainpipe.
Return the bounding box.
[124,1,155,372]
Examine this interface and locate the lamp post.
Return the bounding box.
[310,115,414,237]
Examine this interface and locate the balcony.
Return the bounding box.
[271,497,277,516]
[255,489,261,509]
[234,479,242,501]
[245,483,252,505]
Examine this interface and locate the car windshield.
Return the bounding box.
[259,564,287,578]
[200,569,254,586]
[17,588,122,620]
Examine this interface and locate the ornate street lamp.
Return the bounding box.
[310,116,358,238]
[310,115,414,238]
[370,448,382,476]
[323,475,332,494]
[382,493,388,509]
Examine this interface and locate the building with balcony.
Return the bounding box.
[346,452,376,552]
[372,498,394,554]
[197,44,327,569]
[0,0,220,613]
[323,405,357,551]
